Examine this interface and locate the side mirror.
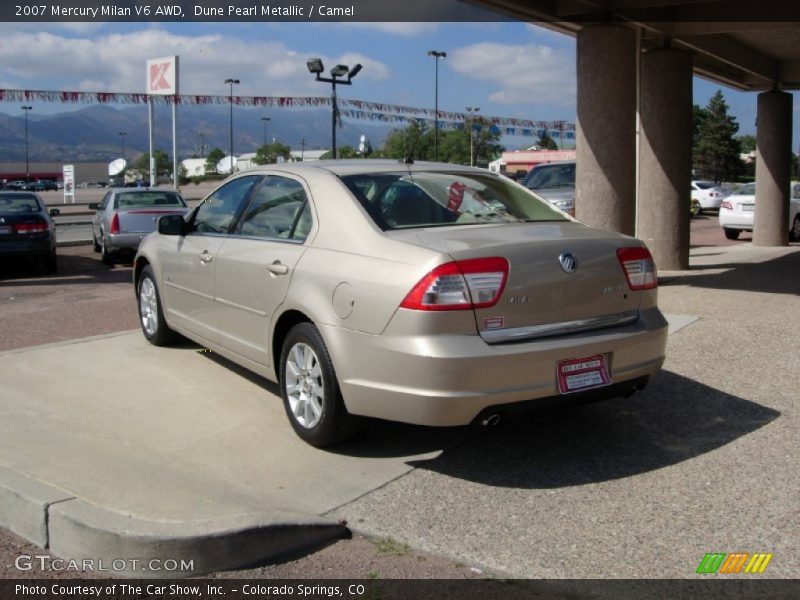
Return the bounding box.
[158,214,186,236]
[88,203,100,210]
[49,208,61,217]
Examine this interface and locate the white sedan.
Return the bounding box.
[691,180,730,213]
[719,182,800,241]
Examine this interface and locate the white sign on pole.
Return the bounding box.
[146,56,179,95]
[62,165,75,204]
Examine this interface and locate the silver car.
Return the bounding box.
[522,160,576,216]
[133,161,668,447]
[90,188,188,264]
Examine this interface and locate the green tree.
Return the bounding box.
[694,90,743,182]
[253,141,292,165]
[134,150,172,178]
[337,145,358,159]
[537,131,558,151]
[382,120,434,161]
[737,134,756,154]
[205,148,225,174]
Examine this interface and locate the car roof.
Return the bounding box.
[237,159,487,177]
[110,187,182,193]
[530,160,575,167]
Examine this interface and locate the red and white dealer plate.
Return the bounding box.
[556,354,611,395]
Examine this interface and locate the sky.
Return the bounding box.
[0,20,797,150]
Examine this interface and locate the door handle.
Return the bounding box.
[199,251,213,264]
[267,261,289,276]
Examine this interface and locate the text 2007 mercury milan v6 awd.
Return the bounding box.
[133,160,668,446]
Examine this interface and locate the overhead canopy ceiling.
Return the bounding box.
[474,0,800,91]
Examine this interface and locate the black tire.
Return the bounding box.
[92,234,101,253]
[42,250,57,273]
[100,236,115,265]
[279,322,358,447]
[137,265,178,346]
[791,216,800,242]
[723,228,740,240]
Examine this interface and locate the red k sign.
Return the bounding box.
[146,56,179,95]
[150,62,171,91]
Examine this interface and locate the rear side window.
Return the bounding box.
[340,171,567,231]
[115,191,185,209]
[236,176,312,241]
[0,193,41,214]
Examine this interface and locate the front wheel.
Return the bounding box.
[137,266,178,346]
[791,216,800,242]
[279,323,358,447]
[723,227,740,240]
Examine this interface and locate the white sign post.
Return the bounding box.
[146,55,179,189]
[62,165,75,204]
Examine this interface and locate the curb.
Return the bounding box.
[0,467,348,578]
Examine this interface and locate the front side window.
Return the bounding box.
[192,176,261,234]
[341,171,568,231]
[236,176,312,241]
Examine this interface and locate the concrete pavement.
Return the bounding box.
[0,242,797,578]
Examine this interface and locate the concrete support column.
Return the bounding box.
[637,48,693,270]
[754,90,792,246]
[575,24,637,235]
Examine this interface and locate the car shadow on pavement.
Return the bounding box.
[402,370,779,489]
[661,251,800,295]
[0,252,132,285]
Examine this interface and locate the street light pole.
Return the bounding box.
[224,78,240,173]
[465,106,480,167]
[21,106,32,182]
[427,50,446,162]
[261,117,271,163]
[306,59,362,159]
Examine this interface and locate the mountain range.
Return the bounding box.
[0,104,397,163]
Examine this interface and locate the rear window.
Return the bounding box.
[0,193,41,214]
[114,191,185,209]
[340,171,567,231]
[735,183,755,196]
[694,181,716,190]
[523,163,575,190]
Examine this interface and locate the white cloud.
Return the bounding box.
[334,22,439,36]
[449,42,576,107]
[0,28,391,97]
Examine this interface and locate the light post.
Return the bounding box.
[307,58,362,159]
[224,78,240,172]
[197,133,207,158]
[465,107,480,167]
[261,117,271,163]
[118,131,127,163]
[427,50,446,161]
[21,106,32,182]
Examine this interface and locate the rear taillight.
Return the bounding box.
[617,247,657,291]
[720,201,733,211]
[400,257,509,311]
[110,212,120,234]
[15,221,48,234]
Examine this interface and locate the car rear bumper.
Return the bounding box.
[0,237,54,256]
[321,306,668,426]
[719,211,753,230]
[698,197,723,210]
[107,232,149,252]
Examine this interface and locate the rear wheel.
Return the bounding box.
[100,235,114,265]
[279,323,358,447]
[723,227,740,240]
[137,266,177,346]
[791,216,800,242]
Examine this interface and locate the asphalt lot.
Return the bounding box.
[0,218,796,583]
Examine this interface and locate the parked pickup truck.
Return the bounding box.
[89,188,188,265]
